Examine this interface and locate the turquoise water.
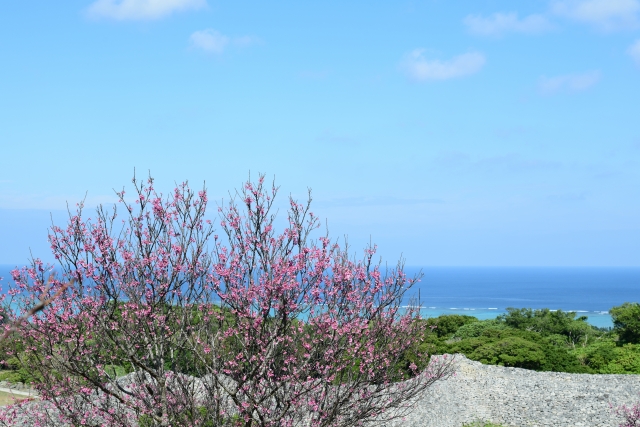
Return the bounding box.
[405,307,613,328]
[400,267,640,328]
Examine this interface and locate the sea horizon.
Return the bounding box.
[2,264,638,328]
[399,266,640,328]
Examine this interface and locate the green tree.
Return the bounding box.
[498,307,599,347]
[448,328,588,372]
[454,319,506,340]
[425,314,478,338]
[610,302,640,344]
[574,340,640,373]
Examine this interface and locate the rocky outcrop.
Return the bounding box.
[382,354,640,427]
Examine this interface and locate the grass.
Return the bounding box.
[0,369,32,384]
[462,422,507,427]
[0,391,28,407]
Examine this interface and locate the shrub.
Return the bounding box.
[611,303,640,345]
[498,307,600,347]
[448,328,588,372]
[612,399,640,427]
[574,341,640,374]
[454,319,506,340]
[1,175,453,427]
[425,314,478,339]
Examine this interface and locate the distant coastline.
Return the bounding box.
[402,266,640,329]
[2,264,637,329]
[403,307,614,328]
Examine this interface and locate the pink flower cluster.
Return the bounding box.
[613,399,640,427]
[0,174,453,427]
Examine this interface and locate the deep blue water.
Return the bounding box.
[400,267,640,328]
[2,265,638,328]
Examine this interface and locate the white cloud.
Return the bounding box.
[188,29,260,54]
[628,39,640,66]
[86,0,206,20]
[551,0,640,30]
[233,35,262,47]
[189,30,229,54]
[402,50,486,81]
[464,12,553,36]
[538,70,601,94]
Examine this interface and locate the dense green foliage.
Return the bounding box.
[0,357,34,384]
[610,302,640,345]
[2,303,639,385]
[416,304,640,374]
[138,408,241,427]
[425,314,479,338]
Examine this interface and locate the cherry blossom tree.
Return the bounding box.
[613,399,640,427]
[0,174,453,427]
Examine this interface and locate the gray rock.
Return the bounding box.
[2,355,639,427]
[380,354,640,427]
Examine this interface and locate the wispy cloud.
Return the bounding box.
[233,35,261,47]
[401,50,485,81]
[551,0,640,31]
[86,0,206,21]
[464,12,553,36]
[538,70,601,94]
[628,39,640,66]
[189,30,229,54]
[189,29,260,54]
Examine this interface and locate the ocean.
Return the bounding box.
[1,265,638,328]
[400,266,640,328]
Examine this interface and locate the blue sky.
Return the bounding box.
[0,0,639,267]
